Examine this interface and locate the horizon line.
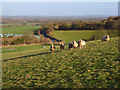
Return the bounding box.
[2,15,118,17]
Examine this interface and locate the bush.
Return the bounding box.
[91,30,118,40]
[11,38,24,45]
[2,37,15,46]
[2,35,43,46]
[3,41,9,46]
[43,38,52,44]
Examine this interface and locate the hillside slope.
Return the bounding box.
[2,37,119,88]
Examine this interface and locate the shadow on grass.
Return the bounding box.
[3,52,51,62]
[3,50,62,62]
[3,46,75,62]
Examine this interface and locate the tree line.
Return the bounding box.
[54,16,120,30]
[42,16,119,41]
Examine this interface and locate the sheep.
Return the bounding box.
[68,42,73,49]
[60,43,65,51]
[73,40,78,48]
[43,46,46,48]
[78,39,86,49]
[50,44,55,53]
[101,35,110,41]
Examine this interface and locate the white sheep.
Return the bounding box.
[78,40,86,49]
[73,40,78,48]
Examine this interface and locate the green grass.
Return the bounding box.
[52,30,95,44]
[2,44,50,60]
[2,26,40,34]
[2,44,45,54]
[1,23,42,26]
[2,37,119,88]
[26,23,42,25]
[0,23,10,25]
[1,23,22,26]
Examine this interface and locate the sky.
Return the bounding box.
[2,2,118,16]
[2,0,120,2]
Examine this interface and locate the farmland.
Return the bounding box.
[2,2,119,89]
[2,26,40,34]
[2,37,119,88]
[52,30,95,44]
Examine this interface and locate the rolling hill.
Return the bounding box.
[2,37,119,88]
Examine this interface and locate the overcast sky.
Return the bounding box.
[2,2,118,16]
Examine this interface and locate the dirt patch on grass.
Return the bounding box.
[2,48,16,51]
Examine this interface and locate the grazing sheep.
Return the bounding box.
[60,43,65,51]
[73,40,78,48]
[43,46,46,48]
[50,44,55,53]
[101,35,110,41]
[68,42,73,49]
[78,40,86,49]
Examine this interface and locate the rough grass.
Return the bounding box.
[2,44,50,60]
[2,26,40,34]
[52,30,95,44]
[2,37,119,88]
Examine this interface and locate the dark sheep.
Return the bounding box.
[101,35,110,41]
[68,42,73,49]
[60,43,65,51]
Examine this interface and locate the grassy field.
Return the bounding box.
[1,23,42,26]
[2,44,51,60]
[2,26,40,34]
[2,37,119,88]
[52,30,95,44]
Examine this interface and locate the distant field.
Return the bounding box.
[1,23,42,26]
[2,37,119,88]
[2,26,40,34]
[0,23,10,26]
[53,30,95,43]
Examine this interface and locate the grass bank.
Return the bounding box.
[2,37,119,88]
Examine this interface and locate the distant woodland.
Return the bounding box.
[42,16,119,36]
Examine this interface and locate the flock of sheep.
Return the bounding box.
[50,35,110,53]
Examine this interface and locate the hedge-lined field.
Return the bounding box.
[2,26,40,34]
[52,30,95,44]
[2,37,119,88]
